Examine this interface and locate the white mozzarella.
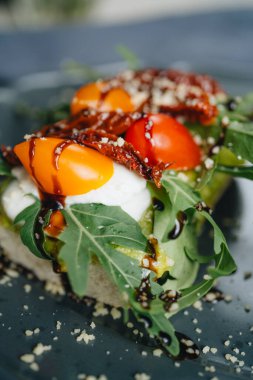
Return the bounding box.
[2,164,151,222]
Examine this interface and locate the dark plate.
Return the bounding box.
[0,66,253,380]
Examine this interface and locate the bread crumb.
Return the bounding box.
[56,321,62,330]
[76,330,95,344]
[30,362,39,372]
[45,281,65,295]
[24,284,32,293]
[20,354,35,363]
[90,322,96,329]
[153,349,163,357]
[5,268,19,278]
[134,373,151,380]
[71,328,81,335]
[93,302,108,317]
[25,330,33,337]
[193,300,203,311]
[33,343,52,356]
[202,346,210,354]
[111,308,121,320]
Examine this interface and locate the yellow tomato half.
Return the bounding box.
[14,137,114,196]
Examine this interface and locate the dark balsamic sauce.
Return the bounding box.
[34,192,65,258]
[157,271,176,286]
[175,332,200,360]
[159,289,181,312]
[139,315,153,329]
[152,197,164,211]
[28,137,67,258]
[203,287,225,302]
[158,331,171,346]
[209,130,225,156]
[28,138,45,191]
[168,211,187,240]
[135,275,155,309]
[53,139,74,170]
[225,98,238,111]
[141,236,161,274]
[195,201,212,214]
[51,174,63,196]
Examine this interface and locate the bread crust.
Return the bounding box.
[0,226,123,307]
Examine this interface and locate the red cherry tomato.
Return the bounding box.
[125,114,201,170]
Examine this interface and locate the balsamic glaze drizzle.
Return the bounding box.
[159,289,181,312]
[152,197,164,211]
[135,275,155,309]
[168,211,187,240]
[28,137,67,258]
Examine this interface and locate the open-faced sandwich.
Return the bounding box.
[1,68,253,356]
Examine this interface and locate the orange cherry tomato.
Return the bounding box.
[14,137,114,196]
[71,82,134,115]
[44,210,66,237]
[125,114,201,170]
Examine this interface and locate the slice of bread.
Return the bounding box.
[0,226,123,307]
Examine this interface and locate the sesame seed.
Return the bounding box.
[204,158,214,170]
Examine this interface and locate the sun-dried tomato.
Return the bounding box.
[39,109,146,138]
[1,145,20,166]
[44,128,166,187]
[158,92,218,125]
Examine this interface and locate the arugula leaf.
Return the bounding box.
[202,211,236,278]
[14,198,47,259]
[225,121,253,163]
[161,171,201,214]
[168,279,215,316]
[59,203,147,297]
[217,164,253,180]
[141,311,180,355]
[161,173,236,279]
[195,157,217,191]
[116,45,140,70]
[0,158,12,177]
[61,60,102,81]
[149,183,200,290]
[11,172,236,357]
[235,92,253,117]
[58,203,180,356]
